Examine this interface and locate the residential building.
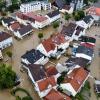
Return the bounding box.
[74,45,94,61]
[52,0,73,14]
[60,67,90,96]
[43,89,71,100]
[20,1,51,13]
[76,15,94,29]
[36,38,57,58]
[70,0,84,10]
[16,12,50,29]
[2,17,17,29]
[79,36,96,46]
[21,49,49,65]
[45,10,60,23]
[61,23,85,41]
[86,1,100,21]
[35,76,57,98]
[0,31,12,50]
[64,57,90,70]
[94,80,100,94]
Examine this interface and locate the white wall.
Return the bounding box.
[0,37,13,49]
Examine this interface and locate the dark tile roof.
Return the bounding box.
[61,23,77,37]
[21,49,45,64]
[75,26,84,36]
[54,0,65,9]
[79,36,96,43]
[0,31,12,42]
[28,64,46,82]
[76,45,94,57]
[18,24,33,35]
[83,15,94,24]
[65,57,90,68]
[2,17,16,26]
[47,10,60,18]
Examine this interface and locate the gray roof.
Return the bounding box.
[28,64,46,82]
[65,57,90,68]
[76,45,94,57]
[61,23,77,37]
[83,15,94,24]
[18,24,33,35]
[21,49,45,64]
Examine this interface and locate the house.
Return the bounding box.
[35,76,57,98]
[79,36,96,46]
[59,5,73,14]
[52,0,73,14]
[86,1,100,21]
[94,80,100,94]
[64,57,90,70]
[0,31,12,50]
[60,67,90,96]
[61,23,77,41]
[70,0,84,10]
[45,10,60,23]
[61,23,85,41]
[20,1,51,13]
[16,12,50,29]
[36,38,57,58]
[51,33,70,50]
[43,89,71,100]
[23,64,47,84]
[2,17,17,29]
[74,45,94,61]
[21,49,49,66]
[13,24,33,39]
[76,15,94,29]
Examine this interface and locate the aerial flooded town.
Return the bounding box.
[0,0,100,100]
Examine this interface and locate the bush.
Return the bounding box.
[57,76,64,85]
[64,13,70,20]
[53,21,59,29]
[22,96,33,100]
[16,96,21,100]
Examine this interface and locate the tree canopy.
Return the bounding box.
[53,21,59,29]
[0,63,16,90]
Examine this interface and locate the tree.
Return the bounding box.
[0,63,16,89]
[53,21,59,29]
[73,10,85,21]
[38,33,43,41]
[64,13,71,20]
[6,51,12,59]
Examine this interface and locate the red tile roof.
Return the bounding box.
[25,12,48,22]
[87,7,100,16]
[38,76,56,92]
[63,67,89,91]
[46,66,58,77]
[80,43,95,48]
[0,32,11,42]
[44,89,71,100]
[51,33,68,45]
[10,22,21,30]
[42,38,56,53]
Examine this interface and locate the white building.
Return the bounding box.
[76,15,94,29]
[0,31,12,50]
[20,1,51,13]
[45,10,61,23]
[21,49,49,65]
[60,67,89,96]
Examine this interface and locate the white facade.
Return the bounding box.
[36,43,57,57]
[45,14,61,23]
[20,1,51,13]
[75,53,92,61]
[59,7,73,14]
[76,19,94,29]
[0,37,12,50]
[21,56,49,65]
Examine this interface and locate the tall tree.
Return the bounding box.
[0,63,16,89]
